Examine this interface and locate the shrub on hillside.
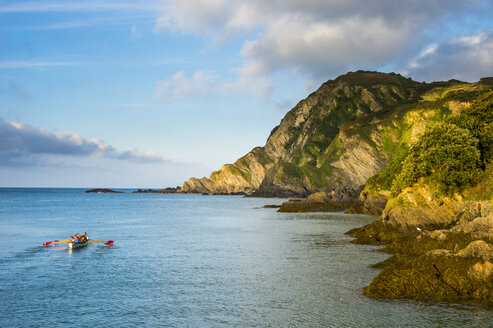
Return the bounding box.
[448,90,493,166]
[392,122,480,194]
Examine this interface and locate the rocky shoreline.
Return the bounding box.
[266,184,493,305]
[346,188,493,305]
[276,188,387,214]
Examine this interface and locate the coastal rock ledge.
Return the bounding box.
[347,192,493,305]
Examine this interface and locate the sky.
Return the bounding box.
[1,0,493,188]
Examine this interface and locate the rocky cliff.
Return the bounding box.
[182,71,491,200]
[345,86,493,305]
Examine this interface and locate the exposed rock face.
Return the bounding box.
[278,191,345,212]
[182,147,268,194]
[381,186,492,232]
[182,71,437,197]
[182,71,489,200]
[345,190,390,215]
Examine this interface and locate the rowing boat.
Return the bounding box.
[69,241,88,249]
[44,238,113,247]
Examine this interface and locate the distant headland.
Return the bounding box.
[85,188,123,193]
[133,187,181,194]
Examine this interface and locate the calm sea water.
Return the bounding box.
[0,188,491,327]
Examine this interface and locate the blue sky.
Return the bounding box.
[1,0,493,188]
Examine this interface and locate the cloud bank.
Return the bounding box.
[0,118,165,166]
[405,31,493,82]
[154,0,493,100]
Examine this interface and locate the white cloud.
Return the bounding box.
[153,0,488,101]
[155,0,233,34]
[239,15,412,80]
[406,31,493,82]
[0,118,165,166]
[155,70,238,99]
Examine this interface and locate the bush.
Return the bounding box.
[392,122,480,194]
[366,145,408,191]
[448,90,493,166]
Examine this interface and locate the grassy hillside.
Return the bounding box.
[363,85,493,200]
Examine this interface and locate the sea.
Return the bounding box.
[0,188,491,327]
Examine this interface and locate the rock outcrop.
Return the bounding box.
[278,191,345,212]
[183,71,447,198]
[345,190,390,215]
[380,186,492,232]
[182,71,492,218]
[347,184,493,305]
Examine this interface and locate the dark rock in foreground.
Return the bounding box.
[85,188,123,193]
[347,190,493,305]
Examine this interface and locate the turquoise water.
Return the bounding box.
[0,188,491,327]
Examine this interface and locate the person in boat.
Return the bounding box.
[73,233,80,244]
[80,232,88,243]
[70,236,75,243]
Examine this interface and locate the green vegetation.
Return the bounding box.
[192,71,492,199]
[284,126,302,150]
[224,164,251,182]
[448,90,493,167]
[281,161,304,179]
[380,90,493,196]
[392,123,480,194]
[366,145,408,192]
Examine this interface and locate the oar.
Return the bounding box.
[43,239,71,246]
[87,239,114,245]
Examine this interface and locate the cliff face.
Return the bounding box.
[182,71,479,198]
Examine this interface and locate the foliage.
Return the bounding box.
[391,123,480,194]
[448,90,493,167]
[224,164,251,182]
[465,161,493,200]
[281,162,303,179]
[366,145,408,192]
